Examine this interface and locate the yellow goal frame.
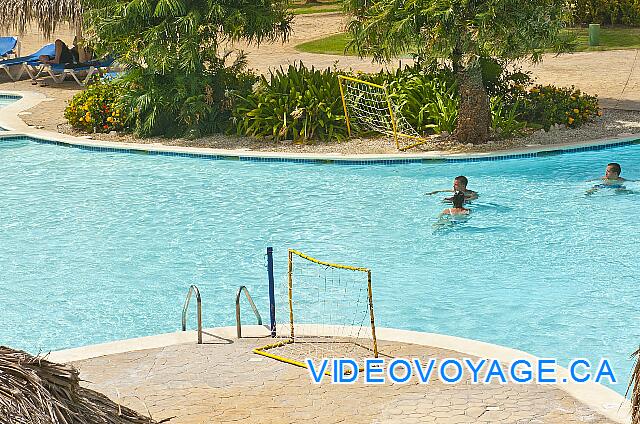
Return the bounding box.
[253,249,379,370]
[338,75,431,151]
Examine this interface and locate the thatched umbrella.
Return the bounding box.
[628,347,640,423]
[0,346,156,424]
[0,0,83,40]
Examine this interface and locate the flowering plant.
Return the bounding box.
[65,81,128,133]
[520,85,600,130]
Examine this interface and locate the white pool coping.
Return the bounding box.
[1,89,639,162]
[47,325,631,424]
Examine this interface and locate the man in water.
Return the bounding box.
[425,175,479,201]
[586,163,632,195]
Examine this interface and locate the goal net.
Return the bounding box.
[254,249,378,373]
[338,75,429,151]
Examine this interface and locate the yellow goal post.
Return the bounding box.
[253,249,379,372]
[338,75,430,151]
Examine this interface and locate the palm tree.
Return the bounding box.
[0,0,83,41]
[344,0,570,145]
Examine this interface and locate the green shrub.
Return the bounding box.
[571,0,640,26]
[232,64,348,142]
[490,97,527,138]
[484,63,600,133]
[121,55,257,138]
[231,62,601,143]
[516,85,600,130]
[65,80,128,133]
[388,69,459,134]
[358,66,459,134]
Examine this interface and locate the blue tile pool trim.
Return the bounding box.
[1,134,639,165]
[0,94,22,101]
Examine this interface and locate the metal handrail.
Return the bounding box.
[236,286,262,338]
[182,285,202,344]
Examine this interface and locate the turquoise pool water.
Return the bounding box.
[1,136,639,394]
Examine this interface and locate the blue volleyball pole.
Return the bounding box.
[267,246,276,337]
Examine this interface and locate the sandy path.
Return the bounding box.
[231,12,403,74]
[237,13,640,109]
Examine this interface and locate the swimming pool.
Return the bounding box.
[1,136,638,394]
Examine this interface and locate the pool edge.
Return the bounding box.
[1,89,640,164]
[46,325,631,424]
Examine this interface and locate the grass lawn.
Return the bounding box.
[568,27,640,51]
[296,27,640,55]
[290,0,342,15]
[296,33,354,54]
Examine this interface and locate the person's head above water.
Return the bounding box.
[453,176,468,191]
[451,191,466,208]
[605,163,622,179]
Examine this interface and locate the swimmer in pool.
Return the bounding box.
[426,175,479,201]
[440,191,470,216]
[586,163,633,195]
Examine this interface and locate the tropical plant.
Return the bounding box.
[233,62,599,143]
[387,71,459,134]
[344,0,572,144]
[85,0,292,137]
[232,64,348,142]
[490,97,527,138]
[118,53,257,137]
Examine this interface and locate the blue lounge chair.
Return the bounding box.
[0,37,19,59]
[44,56,116,86]
[0,44,55,81]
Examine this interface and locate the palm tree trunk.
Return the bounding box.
[454,64,490,144]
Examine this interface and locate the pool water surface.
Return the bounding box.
[1,136,638,394]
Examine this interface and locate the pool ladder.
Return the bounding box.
[236,286,262,338]
[182,285,202,344]
[181,285,263,343]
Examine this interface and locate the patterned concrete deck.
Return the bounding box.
[69,334,620,424]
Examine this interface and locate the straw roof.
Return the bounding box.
[0,346,155,424]
[0,0,82,39]
[628,346,640,424]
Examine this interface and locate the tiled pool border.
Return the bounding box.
[0,93,22,101]
[2,89,640,165]
[2,133,640,165]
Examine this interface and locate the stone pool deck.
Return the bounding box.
[49,327,628,424]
